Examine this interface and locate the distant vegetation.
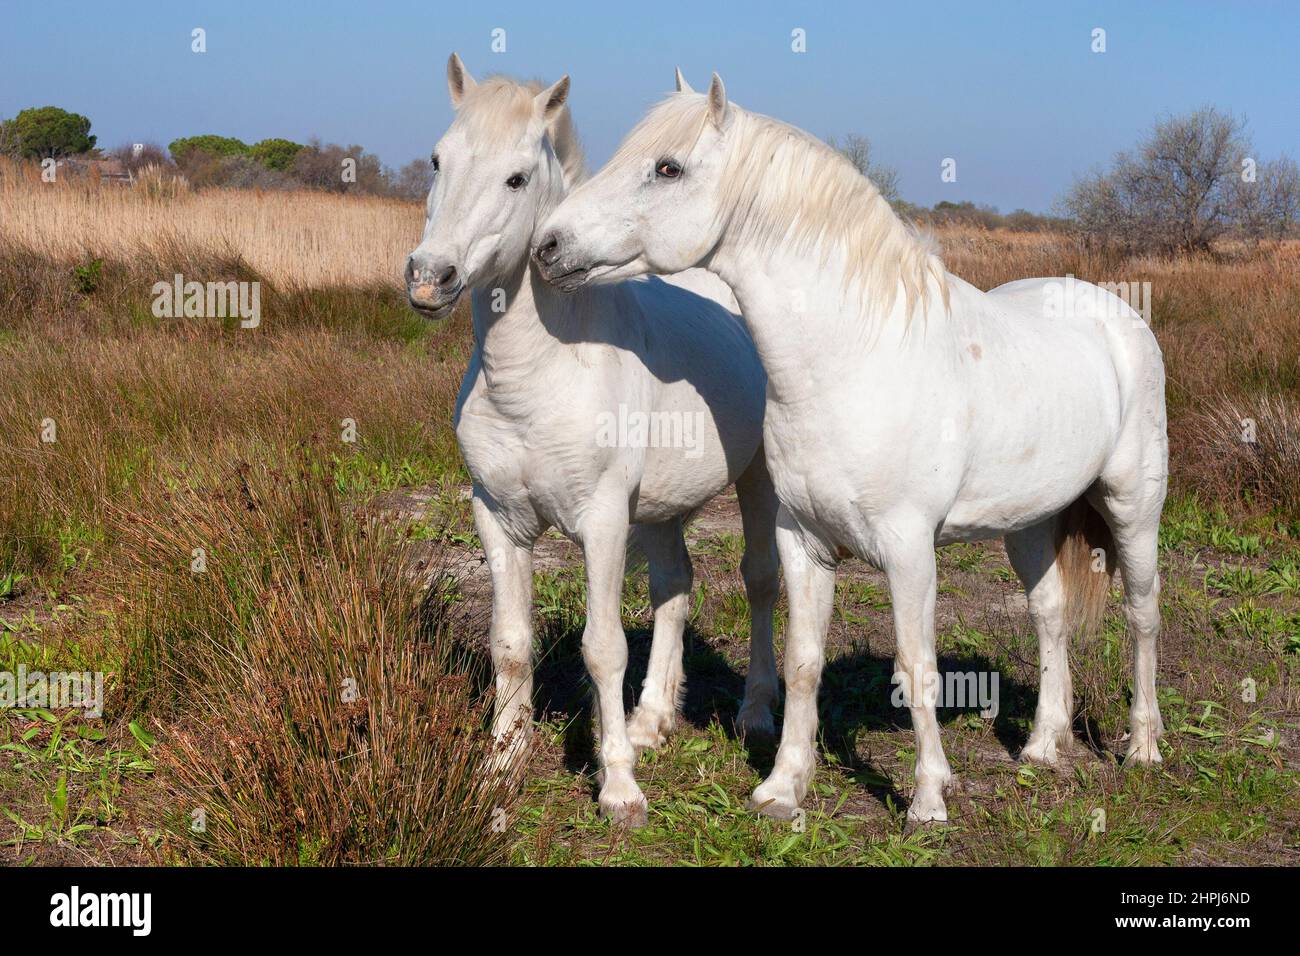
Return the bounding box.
[0,106,97,158]
[161,133,432,200]
[829,106,1299,244]
[0,105,433,201]
[4,102,1297,242]
[1063,106,1300,253]
[826,132,1084,232]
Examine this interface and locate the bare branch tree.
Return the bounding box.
[825,133,900,205]
[1060,107,1296,253]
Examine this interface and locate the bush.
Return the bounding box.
[180,152,295,190]
[108,142,175,177]
[392,158,435,202]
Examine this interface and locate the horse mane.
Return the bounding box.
[610,94,948,321]
[459,75,587,186]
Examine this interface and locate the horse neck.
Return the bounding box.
[709,238,952,405]
[471,162,583,391]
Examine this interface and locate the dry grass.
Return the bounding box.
[0,157,423,288]
[111,454,516,866]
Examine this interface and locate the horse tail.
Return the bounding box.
[1054,497,1116,636]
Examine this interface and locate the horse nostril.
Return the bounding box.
[536,233,560,266]
[404,258,418,285]
[436,265,458,288]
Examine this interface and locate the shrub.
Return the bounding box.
[108,142,175,177]
[292,139,390,195]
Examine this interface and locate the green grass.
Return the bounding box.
[503,493,1300,866]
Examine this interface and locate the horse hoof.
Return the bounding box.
[626,706,674,752]
[735,707,776,740]
[1019,735,1065,767]
[747,785,799,820]
[601,797,649,828]
[906,799,949,823]
[1124,739,1163,766]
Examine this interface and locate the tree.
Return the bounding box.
[290,140,390,195]
[1063,107,1297,252]
[249,138,305,172]
[825,133,900,205]
[1229,156,1300,244]
[392,158,435,201]
[0,118,18,156]
[168,135,249,165]
[2,106,96,158]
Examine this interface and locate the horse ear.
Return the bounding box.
[707,72,729,128]
[534,75,571,124]
[447,52,477,109]
[674,67,694,94]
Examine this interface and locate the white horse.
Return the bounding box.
[406,56,780,825]
[535,71,1168,822]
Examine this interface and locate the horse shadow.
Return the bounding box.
[528,618,1042,814]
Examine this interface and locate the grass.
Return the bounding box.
[507,500,1298,865]
[0,166,1297,865]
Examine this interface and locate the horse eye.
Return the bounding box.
[506,173,527,190]
[656,160,682,179]
[430,154,440,172]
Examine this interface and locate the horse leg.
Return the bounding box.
[579,499,647,826]
[884,524,953,822]
[748,505,836,818]
[1005,519,1076,765]
[627,518,691,751]
[473,490,537,778]
[1089,488,1166,764]
[735,452,780,738]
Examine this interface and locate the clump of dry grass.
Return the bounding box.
[107,452,512,865]
[130,163,190,202]
[1189,392,1300,515]
[0,156,422,288]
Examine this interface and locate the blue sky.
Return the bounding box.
[3,1,1296,212]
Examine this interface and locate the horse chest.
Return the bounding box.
[456,383,620,529]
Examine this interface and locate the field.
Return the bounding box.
[1,161,1297,866]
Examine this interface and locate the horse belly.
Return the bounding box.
[942,350,1121,540]
[632,404,737,523]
